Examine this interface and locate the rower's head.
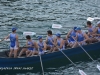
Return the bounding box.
[87,21,92,27]
[12,27,17,33]
[38,36,43,42]
[47,30,52,36]
[73,27,77,31]
[56,33,61,38]
[97,21,100,27]
[75,27,81,33]
[26,35,31,40]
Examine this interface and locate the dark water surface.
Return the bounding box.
[0,0,100,75]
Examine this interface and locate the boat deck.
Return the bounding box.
[0,49,27,58]
[0,51,7,57]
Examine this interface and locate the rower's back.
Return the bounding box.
[27,40,34,50]
[87,21,96,34]
[46,30,55,46]
[10,33,16,47]
[77,32,84,42]
[47,35,55,45]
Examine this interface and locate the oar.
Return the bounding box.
[72,37,100,71]
[59,50,87,75]
[38,49,45,75]
[52,24,85,29]
[87,17,100,21]
[24,32,44,75]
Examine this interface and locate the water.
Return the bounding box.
[0,0,100,75]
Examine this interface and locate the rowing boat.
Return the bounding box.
[0,42,100,68]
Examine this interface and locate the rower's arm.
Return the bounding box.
[26,41,28,47]
[93,28,98,34]
[87,30,91,36]
[93,27,100,36]
[72,34,77,40]
[34,42,38,50]
[43,42,47,50]
[16,35,19,47]
[60,39,64,49]
[90,27,100,36]
[89,27,96,34]
[75,33,78,41]
[45,37,48,43]
[66,30,72,40]
[95,34,100,36]
[53,37,57,46]
[5,34,10,40]
[84,33,89,42]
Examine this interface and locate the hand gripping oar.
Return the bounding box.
[59,50,87,75]
[87,17,100,21]
[72,37,100,71]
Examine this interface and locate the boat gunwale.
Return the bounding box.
[0,41,99,59]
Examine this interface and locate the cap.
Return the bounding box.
[38,36,42,40]
[97,21,100,25]
[73,27,77,30]
[56,33,61,37]
[12,27,17,31]
[75,27,81,31]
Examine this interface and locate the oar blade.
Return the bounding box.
[52,24,62,28]
[79,69,87,75]
[94,17,100,20]
[97,65,100,71]
[23,32,36,36]
[87,17,94,21]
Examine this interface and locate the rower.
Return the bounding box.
[18,35,38,57]
[87,21,97,43]
[45,30,56,51]
[53,33,65,51]
[5,27,19,58]
[66,27,77,48]
[93,21,100,41]
[73,27,89,47]
[38,36,47,55]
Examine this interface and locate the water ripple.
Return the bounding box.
[0,0,100,75]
